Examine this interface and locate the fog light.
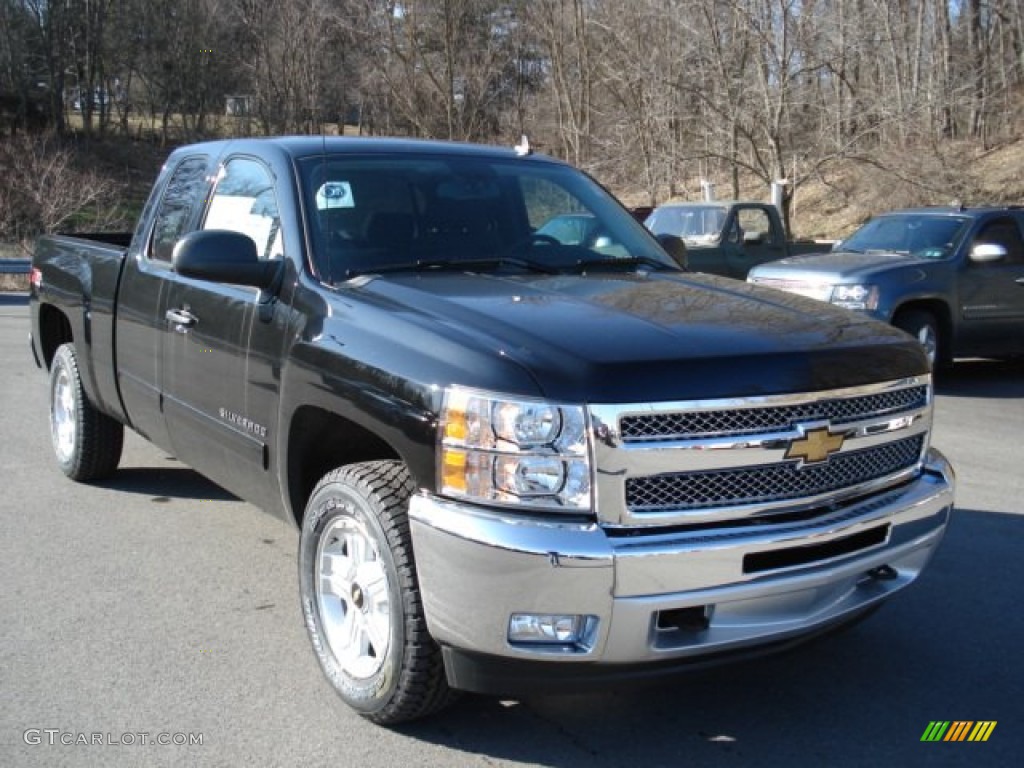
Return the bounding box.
[508,613,585,644]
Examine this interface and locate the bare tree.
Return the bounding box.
[0,0,47,133]
[527,0,593,166]
[3,0,1024,234]
[0,131,124,249]
[233,0,349,134]
[348,0,528,142]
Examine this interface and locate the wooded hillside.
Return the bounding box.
[2,0,1022,243]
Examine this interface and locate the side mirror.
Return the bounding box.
[831,240,843,252]
[172,230,281,290]
[656,233,688,269]
[969,243,1007,264]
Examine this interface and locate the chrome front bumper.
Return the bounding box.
[408,449,953,688]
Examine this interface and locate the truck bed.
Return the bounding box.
[31,232,134,425]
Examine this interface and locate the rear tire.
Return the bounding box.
[893,309,943,369]
[49,343,124,481]
[298,460,455,725]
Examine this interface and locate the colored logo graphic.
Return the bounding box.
[921,721,996,742]
[785,426,845,465]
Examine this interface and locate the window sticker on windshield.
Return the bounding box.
[316,181,354,210]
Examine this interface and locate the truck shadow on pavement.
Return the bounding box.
[394,506,1023,767]
[95,465,238,502]
[936,358,1024,398]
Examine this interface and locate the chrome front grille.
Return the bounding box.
[588,376,932,528]
[620,386,928,442]
[626,434,925,512]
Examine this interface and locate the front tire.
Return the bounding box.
[893,309,943,369]
[298,461,454,725]
[49,343,124,481]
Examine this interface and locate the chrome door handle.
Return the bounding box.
[165,308,198,329]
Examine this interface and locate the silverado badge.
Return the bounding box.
[786,426,845,465]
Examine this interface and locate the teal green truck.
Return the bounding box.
[644,201,832,279]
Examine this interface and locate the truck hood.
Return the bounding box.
[347,270,927,402]
[750,249,930,282]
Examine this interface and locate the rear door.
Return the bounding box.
[115,153,212,452]
[956,215,1024,357]
[160,155,286,490]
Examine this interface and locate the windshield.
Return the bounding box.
[299,153,676,283]
[840,214,970,259]
[644,205,728,242]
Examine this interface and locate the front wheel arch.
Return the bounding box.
[891,302,951,368]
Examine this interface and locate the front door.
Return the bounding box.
[956,215,1024,357]
[728,205,786,279]
[160,156,286,491]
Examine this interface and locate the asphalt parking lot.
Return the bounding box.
[0,292,1021,767]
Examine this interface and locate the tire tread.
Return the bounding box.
[307,460,457,725]
[51,344,123,481]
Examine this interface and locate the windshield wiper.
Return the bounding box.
[462,257,560,274]
[348,256,559,277]
[573,256,678,273]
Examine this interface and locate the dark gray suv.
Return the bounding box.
[747,207,1024,366]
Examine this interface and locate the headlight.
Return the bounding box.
[439,388,591,511]
[830,284,879,311]
[747,277,832,302]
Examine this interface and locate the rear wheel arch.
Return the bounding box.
[38,303,73,369]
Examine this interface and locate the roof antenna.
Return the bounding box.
[514,134,532,157]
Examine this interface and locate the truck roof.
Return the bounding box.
[881,205,1024,216]
[166,136,564,165]
[653,200,750,208]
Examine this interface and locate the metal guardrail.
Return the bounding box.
[0,259,31,275]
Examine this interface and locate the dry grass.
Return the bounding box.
[794,137,1024,238]
[64,112,364,142]
[0,274,27,292]
[640,137,1024,240]
[1,241,29,291]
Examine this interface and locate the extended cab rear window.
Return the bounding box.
[149,156,211,263]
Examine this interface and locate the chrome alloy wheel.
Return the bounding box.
[315,515,392,679]
[915,324,938,367]
[50,364,77,464]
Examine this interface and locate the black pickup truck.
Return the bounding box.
[30,137,954,724]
